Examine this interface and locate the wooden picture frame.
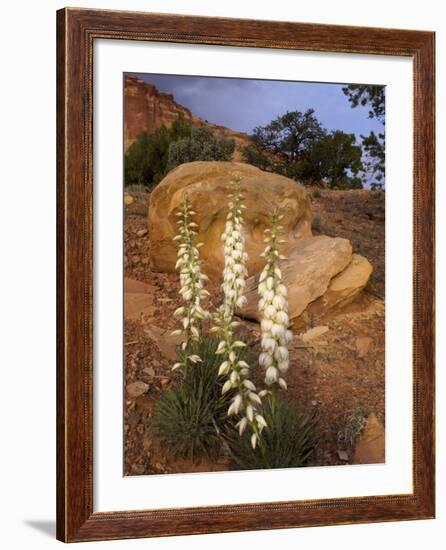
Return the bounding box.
[56,7,435,542]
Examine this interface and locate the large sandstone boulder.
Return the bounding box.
[148,161,312,280]
[237,236,353,322]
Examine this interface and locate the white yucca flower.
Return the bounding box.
[171,194,209,375]
[221,177,249,320]
[214,306,266,449]
[214,176,266,448]
[258,209,293,390]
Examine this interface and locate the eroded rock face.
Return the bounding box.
[148,161,312,280]
[237,236,352,321]
[124,75,193,150]
[124,75,251,159]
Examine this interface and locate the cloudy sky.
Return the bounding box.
[128,72,384,139]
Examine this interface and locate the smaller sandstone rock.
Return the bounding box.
[124,192,134,206]
[124,278,156,321]
[301,325,329,342]
[124,278,155,294]
[239,236,352,322]
[353,413,385,464]
[160,377,170,388]
[337,450,349,461]
[143,367,156,377]
[126,381,149,398]
[310,254,373,314]
[136,228,148,237]
[124,293,155,321]
[144,325,182,361]
[356,336,373,358]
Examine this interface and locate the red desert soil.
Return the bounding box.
[123,188,385,475]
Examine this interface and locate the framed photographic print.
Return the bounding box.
[56,7,435,542]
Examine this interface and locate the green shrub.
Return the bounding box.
[167,126,235,170]
[337,407,367,448]
[242,143,273,171]
[249,111,365,188]
[311,188,321,199]
[124,115,192,188]
[152,335,255,462]
[151,383,224,462]
[312,212,322,232]
[227,396,316,470]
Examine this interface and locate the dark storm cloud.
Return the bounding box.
[129,72,383,140]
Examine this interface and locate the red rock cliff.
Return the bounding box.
[124,75,251,160]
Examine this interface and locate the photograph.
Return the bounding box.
[123,73,386,476]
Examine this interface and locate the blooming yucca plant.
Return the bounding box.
[213,177,267,449]
[153,183,314,469]
[171,193,210,376]
[258,209,293,393]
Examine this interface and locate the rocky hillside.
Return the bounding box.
[124,75,251,159]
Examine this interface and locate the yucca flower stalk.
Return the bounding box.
[213,177,267,449]
[258,209,293,394]
[171,194,209,376]
[221,176,249,320]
